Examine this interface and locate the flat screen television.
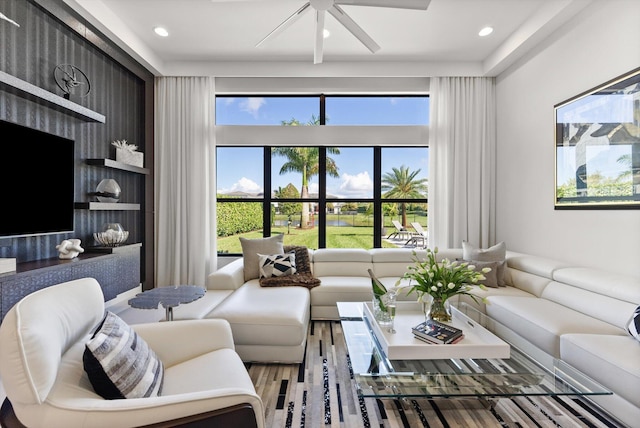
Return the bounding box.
[0,120,75,238]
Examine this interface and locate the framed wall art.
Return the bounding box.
[555,67,640,209]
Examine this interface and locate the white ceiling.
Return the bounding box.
[63,0,593,77]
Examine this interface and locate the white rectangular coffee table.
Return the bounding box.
[360,301,510,360]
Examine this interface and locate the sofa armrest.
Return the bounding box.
[207,259,246,291]
[132,319,235,366]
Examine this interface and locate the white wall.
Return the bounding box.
[495,0,640,277]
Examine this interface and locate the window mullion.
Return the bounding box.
[374,147,382,248]
[318,146,327,248]
[264,146,272,237]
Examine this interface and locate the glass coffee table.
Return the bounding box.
[337,301,612,406]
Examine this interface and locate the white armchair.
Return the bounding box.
[0,278,265,428]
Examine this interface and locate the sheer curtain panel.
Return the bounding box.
[155,77,216,287]
[427,77,496,249]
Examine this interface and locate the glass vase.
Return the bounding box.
[418,292,434,323]
[429,297,452,323]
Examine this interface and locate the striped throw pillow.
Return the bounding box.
[628,306,640,341]
[83,311,164,399]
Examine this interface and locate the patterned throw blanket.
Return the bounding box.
[259,245,321,289]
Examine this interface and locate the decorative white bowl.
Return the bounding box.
[93,230,129,246]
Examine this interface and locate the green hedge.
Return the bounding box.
[217,202,263,237]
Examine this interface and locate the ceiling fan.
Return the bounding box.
[255,0,431,64]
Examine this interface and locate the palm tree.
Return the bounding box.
[616,153,632,182]
[381,165,428,228]
[273,127,340,228]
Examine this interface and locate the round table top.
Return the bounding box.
[128,285,205,310]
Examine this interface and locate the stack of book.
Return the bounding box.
[412,319,464,344]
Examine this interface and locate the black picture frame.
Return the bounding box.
[554,67,640,209]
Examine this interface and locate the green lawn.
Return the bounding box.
[217,212,427,254]
[217,226,399,254]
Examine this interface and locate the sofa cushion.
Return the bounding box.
[462,241,506,286]
[505,252,570,279]
[453,285,534,313]
[206,281,309,348]
[485,295,626,357]
[560,333,640,407]
[258,252,296,278]
[83,311,164,399]
[541,281,637,330]
[503,266,553,297]
[552,267,640,304]
[628,306,640,341]
[313,249,373,277]
[310,276,373,306]
[240,234,284,281]
[370,248,424,278]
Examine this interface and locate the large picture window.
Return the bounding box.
[216,95,429,254]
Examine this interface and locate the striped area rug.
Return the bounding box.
[246,321,624,428]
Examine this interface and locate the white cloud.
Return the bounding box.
[337,171,373,197]
[227,177,263,194]
[224,97,235,105]
[308,182,319,195]
[239,97,265,118]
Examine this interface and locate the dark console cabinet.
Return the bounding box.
[0,244,141,322]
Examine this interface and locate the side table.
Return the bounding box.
[128,285,205,321]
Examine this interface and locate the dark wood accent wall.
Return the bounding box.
[0,0,154,289]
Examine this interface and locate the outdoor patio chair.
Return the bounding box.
[406,222,428,248]
[387,220,412,241]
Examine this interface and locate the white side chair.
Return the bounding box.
[0,278,265,428]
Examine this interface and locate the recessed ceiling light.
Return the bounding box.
[478,26,493,37]
[154,27,169,37]
[323,29,330,39]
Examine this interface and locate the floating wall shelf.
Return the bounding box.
[0,71,106,123]
[86,243,142,254]
[86,158,149,175]
[74,202,140,210]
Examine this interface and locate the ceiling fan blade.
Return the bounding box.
[314,9,325,64]
[329,5,380,53]
[336,0,430,10]
[255,2,312,47]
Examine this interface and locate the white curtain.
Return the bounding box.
[154,77,216,287]
[427,77,496,249]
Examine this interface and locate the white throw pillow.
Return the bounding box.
[259,252,297,278]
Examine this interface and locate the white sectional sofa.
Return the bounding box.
[116,247,639,427]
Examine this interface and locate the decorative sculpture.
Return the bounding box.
[56,239,84,260]
[53,64,91,99]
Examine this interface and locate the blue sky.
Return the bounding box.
[216,97,429,198]
[216,96,429,125]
